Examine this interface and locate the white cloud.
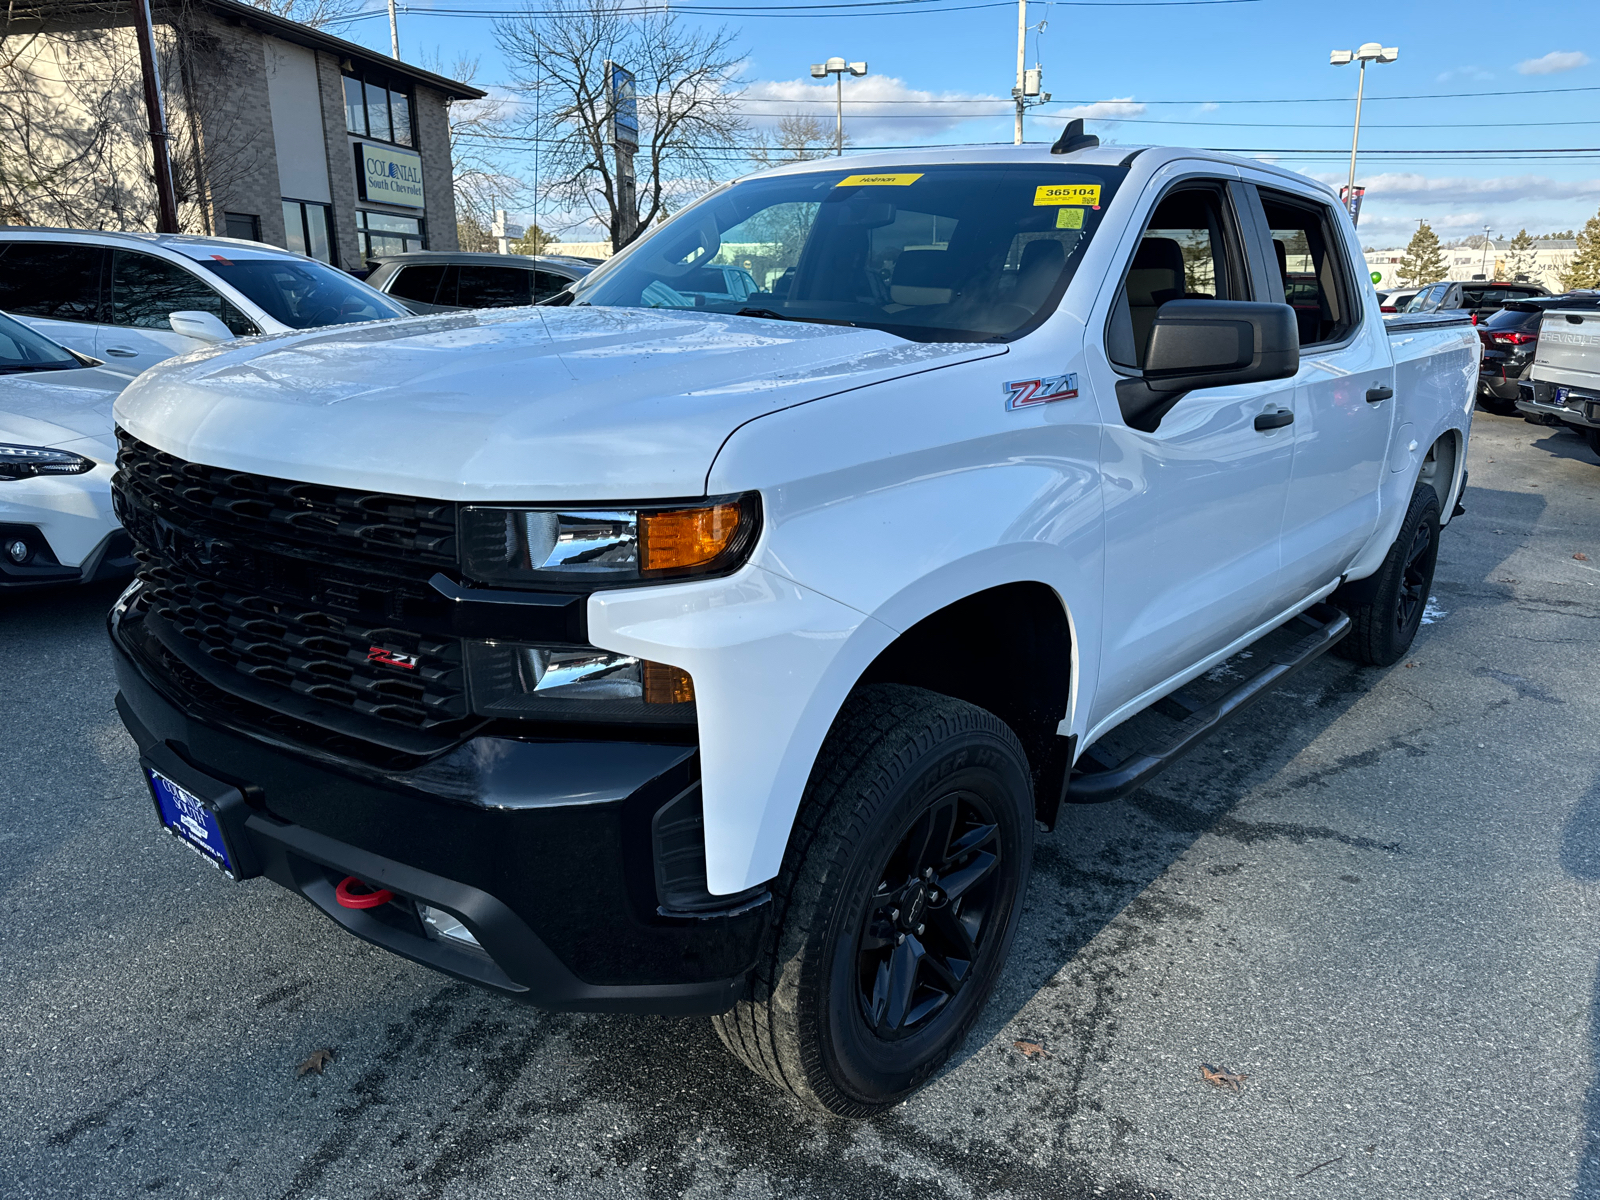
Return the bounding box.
[1307,170,1600,204]
[1516,50,1591,75]
[1197,102,1220,114]
[1436,65,1493,82]
[1059,97,1147,123]
[738,76,1004,142]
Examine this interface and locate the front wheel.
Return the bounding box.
[713,684,1034,1116]
[1333,483,1442,667]
[1581,425,1600,461]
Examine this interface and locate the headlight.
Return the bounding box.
[465,640,695,723]
[0,444,95,481]
[459,493,759,588]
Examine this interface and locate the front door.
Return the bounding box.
[1088,178,1297,729]
[102,250,256,369]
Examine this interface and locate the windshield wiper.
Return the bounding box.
[735,307,857,328]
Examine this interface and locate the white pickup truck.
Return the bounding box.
[1518,306,1600,458]
[107,129,1476,1116]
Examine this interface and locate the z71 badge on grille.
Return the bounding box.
[1004,373,1078,410]
[367,646,419,670]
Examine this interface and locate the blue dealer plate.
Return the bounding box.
[1556,387,1570,403]
[148,768,234,874]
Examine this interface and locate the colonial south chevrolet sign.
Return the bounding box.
[356,143,423,208]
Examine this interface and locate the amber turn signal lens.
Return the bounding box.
[640,502,742,573]
[643,661,695,705]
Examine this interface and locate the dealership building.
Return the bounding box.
[1,0,483,267]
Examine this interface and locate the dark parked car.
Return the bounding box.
[1377,287,1420,314]
[1476,294,1600,413]
[1405,279,1549,324]
[365,251,594,314]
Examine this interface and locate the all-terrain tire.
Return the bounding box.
[711,683,1034,1117]
[1582,425,1600,460]
[1332,483,1442,667]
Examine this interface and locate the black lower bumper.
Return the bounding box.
[0,526,136,590]
[111,604,766,1016]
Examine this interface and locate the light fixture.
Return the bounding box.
[809,57,868,154]
[1330,43,1399,223]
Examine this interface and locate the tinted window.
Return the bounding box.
[0,311,80,371]
[343,75,366,135]
[572,162,1129,343]
[1108,184,1245,369]
[1483,305,1545,332]
[0,242,104,322]
[197,258,408,328]
[390,90,412,147]
[533,270,572,302]
[455,265,531,308]
[115,250,226,329]
[388,264,447,303]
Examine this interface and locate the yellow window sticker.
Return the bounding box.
[1034,183,1101,208]
[1056,207,1084,230]
[836,173,924,187]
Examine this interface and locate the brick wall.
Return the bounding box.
[413,85,459,252]
[314,48,363,269]
[192,13,286,248]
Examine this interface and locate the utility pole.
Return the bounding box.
[131,0,179,234]
[1013,0,1026,145]
[388,0,400,59]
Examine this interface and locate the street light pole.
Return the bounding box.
[1481,225,1493,277]
[1014,0,1026,145]
[810,58,868,156]
[1330,43,1398,222]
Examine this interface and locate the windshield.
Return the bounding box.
[0,310,82,373]
[569,163,1129,343]
[196,258,409,329]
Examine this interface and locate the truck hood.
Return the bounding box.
[0,364,136,462]
[114,305,1005,500]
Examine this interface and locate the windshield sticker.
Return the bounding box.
[1055,208,1084,230]
[836,173,924,187]
[1034,183,1101,208]
[1004,372,1078,410]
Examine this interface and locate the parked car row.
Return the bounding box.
[1515,302,1600,461]
[0,230,608,591]
[1473,294,1600,417]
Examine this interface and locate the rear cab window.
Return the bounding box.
[1258,189,1356,348]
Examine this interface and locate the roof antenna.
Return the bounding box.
[1050,117,1099,155]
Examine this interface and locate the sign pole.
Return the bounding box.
[131,0,179,233]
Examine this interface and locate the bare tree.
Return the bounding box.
[749,112,845,169]
[242,0,363,31]
[496,0,746,252]
[419,49,528,252]
[0,2,265,232]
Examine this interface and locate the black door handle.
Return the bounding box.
[1254,408,1294,431]
[1366,385,1394,404]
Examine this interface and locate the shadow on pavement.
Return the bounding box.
[1562,778,1600,1199]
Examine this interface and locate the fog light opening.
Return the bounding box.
[6,539,30,564]
[419,904,487,954]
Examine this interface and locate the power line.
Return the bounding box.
[330,0,1259,21]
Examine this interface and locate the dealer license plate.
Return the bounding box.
[148,768,235,874]
[1555,387,1569,403]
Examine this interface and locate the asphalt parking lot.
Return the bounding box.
[4,408,1600,1200]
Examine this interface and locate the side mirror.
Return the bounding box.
[1115,300,1300,433]
[1143,300,1300,393]
[168,310,236,345]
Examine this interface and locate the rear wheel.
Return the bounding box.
[713,684,1033,1116]
[1582,426,1600,460]
[1333,483,1441,667]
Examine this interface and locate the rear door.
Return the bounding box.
[0,241,107,357]
[1246,183,1394,596]
[454,264,533,308]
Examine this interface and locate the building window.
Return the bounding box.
[282,199,336,265]
[224,212,261,241]
[356,210,426,259]
[343,70,413,147]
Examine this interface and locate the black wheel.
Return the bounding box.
[1583,426,1600,460]
[1332,483,1442,667]
[712,684,1033,1116]
[1476,392,1515,416]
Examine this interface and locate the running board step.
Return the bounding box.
[1067,602,1351,805]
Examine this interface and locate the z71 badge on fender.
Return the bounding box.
[1004,373,1079,410]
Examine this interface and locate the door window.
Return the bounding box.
[455,265,531,308]
[111,251,257,335]
[1258,190,1355,347]
[388,264,447,304]
[532,270,572,302]
[0,243,104,323]
[1107,185,1246,369]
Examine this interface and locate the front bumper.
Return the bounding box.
[0,464,135,589]
[1516,380,1600,429]
[110,595,767,1015]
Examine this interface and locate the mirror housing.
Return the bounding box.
[1116,300,1300,432]
[1143,299,1300,392]
[169,310,235,345]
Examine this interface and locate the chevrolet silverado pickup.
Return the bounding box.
[107,127,1477,1116]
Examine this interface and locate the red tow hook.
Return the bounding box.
[335,876,396,909]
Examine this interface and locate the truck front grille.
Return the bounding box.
[115,431,473,740]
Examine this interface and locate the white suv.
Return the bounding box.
[0,229,411,373]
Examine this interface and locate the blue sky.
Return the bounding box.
[328,0,1598,246]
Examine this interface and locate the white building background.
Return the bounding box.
[1364,240,1578,292]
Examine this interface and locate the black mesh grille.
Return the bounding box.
[115,431,472,738]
